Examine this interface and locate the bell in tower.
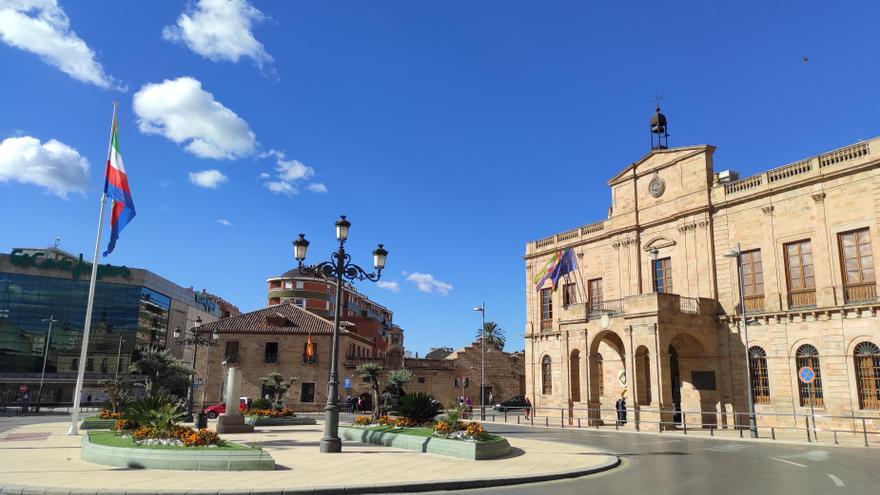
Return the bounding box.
[649,106,669,150]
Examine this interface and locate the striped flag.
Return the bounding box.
[103,117,135,256]
[533,250,561,290]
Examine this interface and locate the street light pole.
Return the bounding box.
[293,215,388,453]
[173,316,215,423]
[38,315,59,404]
[114,335,124,381]
[473,303,486,421]
[725,243,758,438]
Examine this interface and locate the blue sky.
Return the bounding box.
[1,1,879,356]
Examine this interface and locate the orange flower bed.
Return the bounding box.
[98,410,125,420]
[353,415,372,426]
[244,407,295,418]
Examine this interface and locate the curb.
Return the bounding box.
[0,455,620,495]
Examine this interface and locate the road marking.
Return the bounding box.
[827,474,845,487]
[769,457,807,468]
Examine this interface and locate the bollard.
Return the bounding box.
[863,419,869,447]
[739,425,743,438]
[578,418,581,428]
[833,430,838,445]
[682,412,687,435]
[504,410,507,423]
[531,414,534,426]
[710,426,714,437]
[516,414,519,425]
[545,417,548,427]
[561,410,564,429]
[771,427,775,440]
[805,417,812,443]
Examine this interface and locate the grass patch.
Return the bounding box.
[356,426,503,442]
[88,431,256,451]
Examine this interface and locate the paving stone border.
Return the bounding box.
[338,425,511,460]
[79,433,275,471]
[0,455,619,495]
[244,416,318,427]
[79,418,117,430]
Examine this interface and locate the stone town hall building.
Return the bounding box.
[524,110,880,432]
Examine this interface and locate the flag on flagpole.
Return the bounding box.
[103,117,135,256]
[550,248,577,288]
[305,333,315,360]
[533,250,561,290]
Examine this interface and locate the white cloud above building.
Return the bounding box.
[0,135,89,198]
[188,169,228,188]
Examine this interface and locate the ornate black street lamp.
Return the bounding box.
[173,316,218,423]
[293,215,387,453]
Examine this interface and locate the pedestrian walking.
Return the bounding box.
[615,390,627,426]
[524,397,532,420]
[488,391,493,405]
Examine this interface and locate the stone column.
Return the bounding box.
[216,367,254,433]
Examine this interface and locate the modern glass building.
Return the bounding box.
[0,246,238,403]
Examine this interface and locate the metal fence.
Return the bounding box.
[478,405,880,447]
[0,401,108,416]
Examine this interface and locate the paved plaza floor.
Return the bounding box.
[0,421,618,494]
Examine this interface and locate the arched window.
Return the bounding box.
[541,355,552,395]
[796,344,823,407]
[854,342,880,410]
[748,346,770,404]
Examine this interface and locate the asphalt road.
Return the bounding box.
[418,422,878,495]
[3,414,876,494]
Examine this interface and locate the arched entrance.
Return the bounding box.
[569,350,581,402]
[668,333,711,428]
[589,331,626,424]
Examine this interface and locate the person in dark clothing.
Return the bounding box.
[615,391,627,426]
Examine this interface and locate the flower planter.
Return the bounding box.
[81,433,275,471]
[243,416,317,426]
[339,426,510,460]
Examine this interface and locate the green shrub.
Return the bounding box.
[395,393,441,424]
[439,402,464,426]
[251,398,272,410]
[125,392,185,434]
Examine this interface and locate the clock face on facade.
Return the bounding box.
[649,174,666,198]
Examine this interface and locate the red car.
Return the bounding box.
[204,397,252,419]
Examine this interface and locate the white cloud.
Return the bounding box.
[133,77,256,159]
[258,149,325,196]
[264,180,296,196]
[0,135,88,198]
[376,280,400,293]
[188,169,228,188]
[406,272,453,296]
[0,0,123,90]
[163,0,272,70]
[216,218,232,227]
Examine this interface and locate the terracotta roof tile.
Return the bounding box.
[199,303,337,335]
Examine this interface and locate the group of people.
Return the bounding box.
[344,395,369,413]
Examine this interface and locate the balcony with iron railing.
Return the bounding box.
[787,288,817,309]
[548,292,713,332]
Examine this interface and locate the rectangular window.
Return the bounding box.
[86,357,94,372]
[839,229,876,303]
[283,281,293,289]
[652,258,673,293]
[293,298,306,308]
[540,288,553,330]
[417,377,425,384]
[588,278,603,305]
[300,383,315,403]
[741,249,764,312]
[224,341,240,364]
[264,342,278,363]
[295,281,304,289]
[785,240,815,307]
[562,283,577,307]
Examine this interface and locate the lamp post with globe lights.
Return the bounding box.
[293,215,388,453]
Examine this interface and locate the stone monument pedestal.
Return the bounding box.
[215,366,254,434]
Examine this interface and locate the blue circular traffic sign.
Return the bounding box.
[798,366,815,384]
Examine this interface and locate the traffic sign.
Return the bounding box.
[193,378,203,390]
[798,366,815,384]
[18,384,29,393]
[343,378,351,390]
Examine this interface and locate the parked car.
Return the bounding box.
[493,395,528,412]
[204,397,253,419]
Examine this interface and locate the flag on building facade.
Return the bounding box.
[533,250,561,290]
[103,117,136,256]
[305,333,315,360]
[550,247,577,288]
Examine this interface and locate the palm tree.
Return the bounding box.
[356,362,383,419]
[476,321,505,350]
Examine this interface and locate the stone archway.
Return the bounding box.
[668,333,714,428]
[589,331,626,424]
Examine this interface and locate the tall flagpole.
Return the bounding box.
[69,102,118,435]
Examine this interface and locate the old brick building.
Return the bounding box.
[525,110,880,432]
